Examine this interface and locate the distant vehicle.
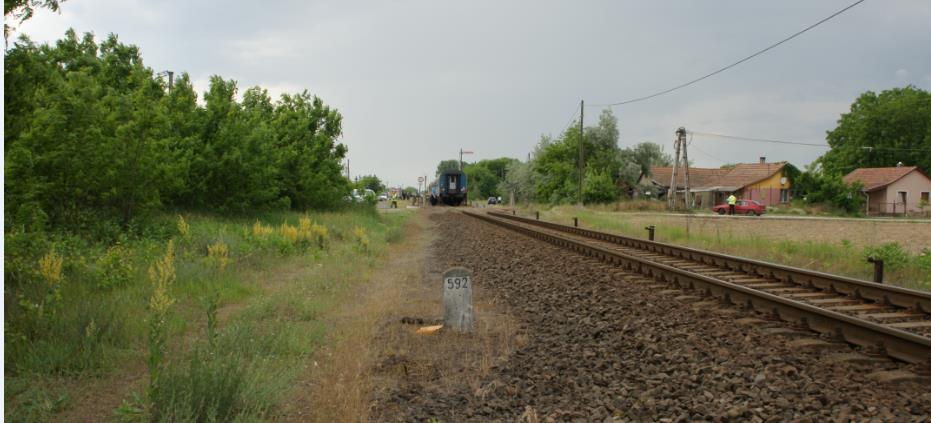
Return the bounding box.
[713,199,766,216]
[487,197,497,205]
[350,188,377,203]
[378,194,388,202]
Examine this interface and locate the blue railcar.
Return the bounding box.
[430,171,468,206]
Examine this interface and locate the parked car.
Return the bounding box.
[712,199,766,216]
[487,196,497,205]
[377,194,389,202]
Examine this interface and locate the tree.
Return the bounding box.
[436,159,461,175]
[820,86,931,176]
[463,164,496,200]
[459,157,517,200]
[583,169,618,203]
[623,142,673,177]
[531,109,624,203]
[272,91,347,210]
[356,175,385,193]
[794,164,864,214]
[402,186,418,197]
[4,30,350,231]
[498,160,534,204]
[4,0,63,41]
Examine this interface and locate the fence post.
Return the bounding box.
[867,257,884,284]
[645,225,655,241]
[535,211,539,220]
[573,217,578,227]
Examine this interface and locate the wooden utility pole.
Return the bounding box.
[678,127,691,209]
[578,100,584,206]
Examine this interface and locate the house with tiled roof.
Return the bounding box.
[843,165,931,215]
[639,158,793,209]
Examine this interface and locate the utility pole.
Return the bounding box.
[669,133,681,210]
[578,100,584,206]
[678,127,691,210]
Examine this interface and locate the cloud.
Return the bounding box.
[895,69,909,82]
[12,0,931,185]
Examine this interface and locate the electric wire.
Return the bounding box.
[691,131,931,152]
[689,135,729,164]
[689,131,830,147]
[588,0,866,107]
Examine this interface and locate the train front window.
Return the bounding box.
[449,175,457,189]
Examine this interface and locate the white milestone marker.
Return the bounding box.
[442,267,474,332]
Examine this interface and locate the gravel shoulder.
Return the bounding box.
[375,210,931,422]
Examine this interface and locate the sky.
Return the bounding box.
[11,0,931,188]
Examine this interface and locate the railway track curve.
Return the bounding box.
[464,210,931,366]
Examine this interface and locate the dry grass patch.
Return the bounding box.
[284,210,521,422]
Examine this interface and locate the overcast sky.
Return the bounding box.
[13,0,931,187]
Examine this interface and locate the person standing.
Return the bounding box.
[727,193,737,215]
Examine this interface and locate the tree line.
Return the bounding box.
[5,30,351,234]
[435,110,672,205]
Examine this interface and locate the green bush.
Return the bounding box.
[94,244,135,289]
[916,248,931,281]
[862,242,910,270]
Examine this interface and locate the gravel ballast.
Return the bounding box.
[374,211,930,422]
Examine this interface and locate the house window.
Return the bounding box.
[921,192,930,204]
[780,189,789,203]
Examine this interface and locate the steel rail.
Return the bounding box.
[487,211,931,314]
[466,211,931,365]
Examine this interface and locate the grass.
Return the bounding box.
[516,204,931,292]
[4,207,411,421]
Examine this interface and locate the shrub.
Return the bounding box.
[278,223,298,245]
[95,243,135,289]
[352,226,370,252]
[16,249,67,337]
[916,248,931,281]
[148,240,176,406]
[176,215,191,244]
[151,348,249,422]
[862,242,910,270]
[251,221,273,238]
[205,241,230,270]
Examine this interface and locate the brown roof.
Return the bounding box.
[646,162,786,190]
[723,163,787,188]
[842,166,922,192]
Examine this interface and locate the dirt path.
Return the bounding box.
[378,211,930,421]
[280,210,437,421]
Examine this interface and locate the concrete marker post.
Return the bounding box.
[443,267,474,332]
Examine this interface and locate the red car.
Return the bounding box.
[713,199,766,216]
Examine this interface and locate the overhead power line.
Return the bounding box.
[589,0,866,107]
[689,131,830,147]
[692,131,931,152]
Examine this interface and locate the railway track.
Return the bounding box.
[464,210,931,366]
